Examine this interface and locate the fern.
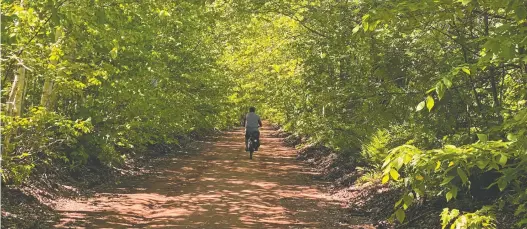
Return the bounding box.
[362,129,391,166]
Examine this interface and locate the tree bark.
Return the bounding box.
[6,72,19,116]
[40,76,54,109]
[40,26,63,110]
[13,67,26,117]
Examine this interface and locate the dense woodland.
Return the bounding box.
[2,0,527,228]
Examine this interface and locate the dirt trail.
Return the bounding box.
[54,125,372,228]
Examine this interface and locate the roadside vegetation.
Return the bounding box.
[2,0,526,228]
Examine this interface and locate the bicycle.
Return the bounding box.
[246,132,259,159]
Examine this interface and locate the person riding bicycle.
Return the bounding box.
[244,107,262,151]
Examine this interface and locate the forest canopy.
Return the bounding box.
[2,0,527,228]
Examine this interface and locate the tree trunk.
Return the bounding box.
[6,73,19,116]
[6,66,26,116]
[3,65,27,157]
[40,26,63,109]
[13,67,26,117]
[40,77,54,109]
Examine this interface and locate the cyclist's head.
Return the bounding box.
[249,107,256,112]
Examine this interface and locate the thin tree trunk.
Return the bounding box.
[489,67,500,108]
[40,77,54,109]
[13,67,26,117]
[6,73,19,116]
[40,26,62,109]
[6,65,27,116]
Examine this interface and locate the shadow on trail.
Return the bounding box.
[54,125,372,228]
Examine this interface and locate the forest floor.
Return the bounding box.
[51,124,375,228]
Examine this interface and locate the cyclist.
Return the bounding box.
[244,107,262,151]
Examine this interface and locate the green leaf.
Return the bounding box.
[498,154,508,166]
[426,96,435,111]
[382,174,390,184]
[476,160,489,170]
[159,10,171,17]
[459,0,472,6]
[446,186,458,202]
[446,191,453,202]
[489,162,500,170]
[461,66,470,75]
[110,48,118,59]
[484,39,500,53]
[477,134,488,143]
[352,25,361,34]
[395,199,403,207]
[416,101,425,111]
[442,78,452,88]
[507,133,518,141]
[272,64,281,72]
[497,179,507,191]
[369,20,381,31]
[518,218,527,226]
[502,43,514,60]
[451,186,458,199]
[382,157,391,168]
[515,204,525,216]
[395,209,406,223]
[363,22,369,31]
[436,81,446,100]
[435,161,442,171]
[403,154,412,164]
[440,176,455,186]
[390,169,400,180]
[426,87,436,94]
[394,156,404,170]
[456,167,468,184]
[403,194,414,210]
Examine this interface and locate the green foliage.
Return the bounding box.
[361,129,391,166]
[1,0,239,184]
[380,107,527,226]
[441,207,496,229]
[2,0,527,227]
[1,107,92,184]
[220,0,527,227]
[355,169,384,185]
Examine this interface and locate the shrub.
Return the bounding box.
[1,107,92,184]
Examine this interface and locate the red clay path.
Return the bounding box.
[54,124,372,228]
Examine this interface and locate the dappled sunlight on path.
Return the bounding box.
[54,124,372,228]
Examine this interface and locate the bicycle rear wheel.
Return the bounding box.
[248,138,254,159]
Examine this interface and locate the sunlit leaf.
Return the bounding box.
[426,96,434,111]
[477,134,488,143]
[352,25,361,34]
[446,191,453,202]
[442,78,452,88]
[461,66,471,75]
[416,101,425,111]
[382,174,390,184]
[435,161,441,171]
[498,154,508,166]
[390,169,400,181]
